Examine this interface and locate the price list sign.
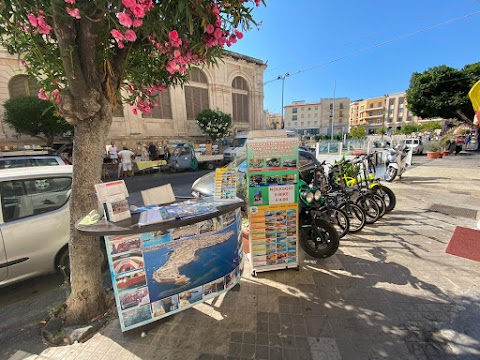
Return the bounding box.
[246,137,299,273]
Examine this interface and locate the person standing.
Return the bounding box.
[466,134,471,148]
[158,142,165,160]
[118,146,135,177]
[148,142,157,160]
[109,142,118,163]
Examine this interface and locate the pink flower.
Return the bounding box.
[229,34,237,44]
[124,29,137,42]
[213,28,223,40]
[52,89,59,96]
[132,18,143,27]
[111,29,124,40]
[19,59,26,66]
[173,49,181,58]
[118,42,125,49]
[215,19,222,27]
[169,30,179,41]
[66,7,81,19]
[171,38,182,47]
[131,4,146,18]
[166,60,178,74]
[118,13,133,28]
[65,0,76,4]
[38,89,48,100]
[55,96,61,104]
[132,107,138,115]
[27,14,38,27]
[255,0,261,6]
[212,5,220,16]
[38,24,52,35]
[205,24,214,34]
[122,0,136,8]
[37,16,52,34]
[235,30,243,39]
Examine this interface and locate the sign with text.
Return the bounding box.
[246,137,299,273]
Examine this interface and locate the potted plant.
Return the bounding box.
[439,131,455,156]
[426,141,441,159]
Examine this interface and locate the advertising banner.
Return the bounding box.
[246,137,299,273]
[105,208,243,331]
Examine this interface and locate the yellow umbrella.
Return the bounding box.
[469,80,480,125]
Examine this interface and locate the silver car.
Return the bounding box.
[0,166,73,286]
[191,150,318,198]
[0,155,70,169]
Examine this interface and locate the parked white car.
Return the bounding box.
[401,138,424,155]
[0,166,104,287]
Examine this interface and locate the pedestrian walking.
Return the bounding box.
[118,146,135,177]
[466,134,471,148]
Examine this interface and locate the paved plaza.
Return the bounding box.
[10,152,480,360]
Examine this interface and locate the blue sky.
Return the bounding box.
[229,0,480,114]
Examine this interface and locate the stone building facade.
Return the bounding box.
[0,48,266,149]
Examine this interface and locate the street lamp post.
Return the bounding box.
[278,73,290,129]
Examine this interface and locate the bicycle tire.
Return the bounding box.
[355,195,381,224]
[339,202,366,233]
[318,206,350,239]
[372,193,386,218]
[299,218,340,258]
[372,185,396,213]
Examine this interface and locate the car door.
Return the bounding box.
[0,176,71,285]
[0,230,7,281]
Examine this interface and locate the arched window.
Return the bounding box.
[142,89,172,119]
[185,68,209,120]
[232,76,249,123]
[8,75,39,99]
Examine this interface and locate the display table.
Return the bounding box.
[76,198,244,332]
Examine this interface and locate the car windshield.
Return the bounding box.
[226,156,247,171]
[172,146,190,156]
[230,138,247,147]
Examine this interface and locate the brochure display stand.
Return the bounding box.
[246,136,300,275]
[76,198,244,332]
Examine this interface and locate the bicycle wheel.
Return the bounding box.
[355,195,381,224]
[339,202,366,233]
[372,185,396,213]
[372,193,386,218]
[319,207,350,239]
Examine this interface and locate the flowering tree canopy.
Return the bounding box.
[0,0,263,119]
[195,108,232,141]
[0,0,264,323]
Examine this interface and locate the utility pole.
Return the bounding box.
[278,73,290,129]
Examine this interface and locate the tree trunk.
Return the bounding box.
[64,102,112,324]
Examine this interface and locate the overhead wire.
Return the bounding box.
[263,9,480,86]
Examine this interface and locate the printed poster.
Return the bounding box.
[214,168,237,200]
[105,207,243,331]
[246,137,299,272]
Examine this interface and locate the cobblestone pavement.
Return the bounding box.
[10,152,480,360]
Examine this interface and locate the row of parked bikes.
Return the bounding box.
[298,152,396,258]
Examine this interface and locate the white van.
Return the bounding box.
[223,131,249,162]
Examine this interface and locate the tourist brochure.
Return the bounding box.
[214,168,237,201]
[95,180,131,223]
[138,199,219,226]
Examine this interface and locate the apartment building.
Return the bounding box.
[283,97,350,136]
[265,112,283,129]
[0,48,266,147]
[349,92,424,134]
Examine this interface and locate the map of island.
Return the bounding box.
[152,230,235,285]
